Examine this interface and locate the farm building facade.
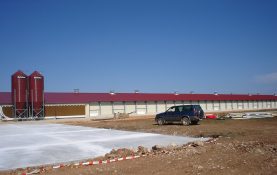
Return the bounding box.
[1,92,277,118]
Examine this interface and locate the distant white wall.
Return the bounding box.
[147,101,156,114]
[157,101,166,113]
[101,102,113,116]
[199,101,207,111]
[125,102,136,114]
[136,101,147,115]
[113,102,124,113]
[213,101,220,111]
[175,101,183,105]
[86,100,277,117]
[206,101,213,111]
[165,101,174,109]
[220,101,226,111]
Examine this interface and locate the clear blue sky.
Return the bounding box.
[0,0,276,94]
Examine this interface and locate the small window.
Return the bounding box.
[167,107,175,112]
[193,105,201,110]
[182,105,192,111]
[177,106,183,112]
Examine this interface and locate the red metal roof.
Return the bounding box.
[0,92,12,105]
[1,92,277,105]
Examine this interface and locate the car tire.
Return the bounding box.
[182,117,190,126]
[157,118,165,125]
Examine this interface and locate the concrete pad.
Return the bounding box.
[0,123,208,170]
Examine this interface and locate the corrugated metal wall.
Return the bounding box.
[46,105,85,116]
[1,105,85,117]
[2,107,12,117]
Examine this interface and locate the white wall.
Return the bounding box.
[183,101,191,105]
[232,101,238,110]
[248,101,254,109]
[100,102,113,116]
[113,102,125,113]
[157,101,166,113]
[86,99,277,117]
[258,101,263,109]
[199,101,207,111]
[175,101,183,105]
[147,101,157,114]
[266,101,271,108]
[243,101,249,110]
[262,101,267,109]
[237,101,243,110]
[89,102,100,117]
[226,101,232,110]
[206,101,213,111]
[125,102,136,114]
[270,101,274,108]
[220,101,226,111]
[136,101,147,115]
[192,101,199,105]
[213,101,220,111]
[165,101,174,109]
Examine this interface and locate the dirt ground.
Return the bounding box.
[1,116,277,175]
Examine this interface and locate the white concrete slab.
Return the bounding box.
[0,123,208,170]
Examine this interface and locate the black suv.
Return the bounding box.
[155,105,205,126]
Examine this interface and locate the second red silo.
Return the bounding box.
[29,71,44,117]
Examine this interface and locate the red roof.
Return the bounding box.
[1,92,277,105]
[0,92,12,105]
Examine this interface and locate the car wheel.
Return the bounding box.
[182,117,190,126]
[157,118,164,125]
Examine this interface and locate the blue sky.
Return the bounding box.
[0,0,276,94]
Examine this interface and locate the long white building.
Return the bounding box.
[1,92,276,118]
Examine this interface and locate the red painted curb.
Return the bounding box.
[22,154,147,174]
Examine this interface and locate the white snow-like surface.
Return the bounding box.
[0,123,208,170]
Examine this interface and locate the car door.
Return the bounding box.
[172,106,182,121]
[181,105,192,117]
[164,107,176,122]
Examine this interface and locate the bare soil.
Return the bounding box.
[1,116,277,175]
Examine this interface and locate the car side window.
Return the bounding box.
[194,105,202,111]
[182,105,191,112]
[177,106,182,112]
[167,107,175,112]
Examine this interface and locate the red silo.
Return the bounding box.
[11,70,28,116]
[29,71,44,116]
